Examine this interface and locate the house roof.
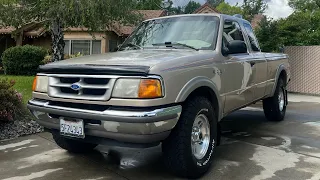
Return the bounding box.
[193,2,220,14]
[0,10,166,37]
[0,27,15,34]
[114,10,167,36]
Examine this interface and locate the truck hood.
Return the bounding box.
[47,50,200,67]
[39,49,209,75]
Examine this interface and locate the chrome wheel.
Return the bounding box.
[191,113,210,160]
[278,89,285,111]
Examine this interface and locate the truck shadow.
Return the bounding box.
[83,106,279,179]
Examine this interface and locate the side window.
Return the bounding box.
[222,20,247,55]
[223,20,245,42]
[243,23,260,52]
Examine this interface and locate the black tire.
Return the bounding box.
[162,96,217,179]
[263,78,287,121]
[52,132,97,153]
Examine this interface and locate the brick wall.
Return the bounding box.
[285,46,320,95]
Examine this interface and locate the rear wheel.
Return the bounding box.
[52,132,97,153]
[162,96,217,179]
[263,78,287,121]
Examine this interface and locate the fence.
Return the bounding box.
[284,46,320,95]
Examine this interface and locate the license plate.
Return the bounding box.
[60,118,85,138]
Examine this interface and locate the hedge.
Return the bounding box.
[2,45,47,75]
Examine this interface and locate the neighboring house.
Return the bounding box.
[251,14,264,29]
[193,2,220,14]
[0,10,166,58]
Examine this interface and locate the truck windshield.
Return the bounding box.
[120,16,220,51]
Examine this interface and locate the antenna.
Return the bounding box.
[233,14,243,19]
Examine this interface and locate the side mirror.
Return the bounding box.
[223,40,248,55]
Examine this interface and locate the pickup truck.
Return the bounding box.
[28,14,290,178]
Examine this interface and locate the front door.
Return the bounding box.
[222,20,255,114]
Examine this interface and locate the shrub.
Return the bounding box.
[2,45,47,75]
[42,55,53,65]
[42,52,84,65]
[0,78,22,121]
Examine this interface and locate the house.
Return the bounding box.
[193,2,220,14]
[251,14,264,29]
[0,10,166,58]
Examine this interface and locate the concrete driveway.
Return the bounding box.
[1,94,320,180]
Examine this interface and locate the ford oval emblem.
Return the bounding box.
[71,84,81,91]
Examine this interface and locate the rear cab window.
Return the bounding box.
[243,23,261,52]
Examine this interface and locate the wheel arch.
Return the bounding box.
[271,64,289,96]
[175,76,222,121]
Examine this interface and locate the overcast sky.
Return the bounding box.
[172,0,293,19]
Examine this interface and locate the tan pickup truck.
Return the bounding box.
[28,14,290,178]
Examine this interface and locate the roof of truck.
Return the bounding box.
[144,13,251,25]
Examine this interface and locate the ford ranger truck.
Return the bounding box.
[28,14,290,178]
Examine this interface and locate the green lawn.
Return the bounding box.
[0,75,35,104]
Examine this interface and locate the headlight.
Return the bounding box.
[32,76,48,93]
[112,78,163,99]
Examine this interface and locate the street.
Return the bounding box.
[1,94,320,180]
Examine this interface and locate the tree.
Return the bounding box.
[0,0,141,61]
[184,1,201,14]
[288,0,320,11]
[135,0,163,10]
[216,2,243,15]
[207,0,224,8]
[169,6,184,15]
[242,0,267,22]
[255,17,281,52]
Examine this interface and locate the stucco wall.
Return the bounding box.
[284,46,320,95]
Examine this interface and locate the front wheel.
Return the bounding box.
[263,78,287,121]
[162,96,217,179]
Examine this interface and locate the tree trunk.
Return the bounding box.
[15,32,23,46]
[51,18,64,61]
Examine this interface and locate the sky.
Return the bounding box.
[172,0,294,19]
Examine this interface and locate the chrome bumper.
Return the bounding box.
[27,99,182,143]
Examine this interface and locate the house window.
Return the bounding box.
[64,40,101,55]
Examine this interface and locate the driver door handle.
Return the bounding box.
[250,61,256,67]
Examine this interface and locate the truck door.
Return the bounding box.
[243,22,268,100]
[222,20,255,114]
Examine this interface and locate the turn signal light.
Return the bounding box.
[32,76,38,91]
[138,79,162,99]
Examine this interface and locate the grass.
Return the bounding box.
[0,75,35,105]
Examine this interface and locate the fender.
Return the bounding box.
[270,64,288,97]
[175,76,223,121]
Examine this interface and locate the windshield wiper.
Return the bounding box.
[152,42,199,51]
[121,42,143,50]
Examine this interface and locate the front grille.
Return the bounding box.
[48,75,116,101]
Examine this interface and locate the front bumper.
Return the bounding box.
[27,99,182,144]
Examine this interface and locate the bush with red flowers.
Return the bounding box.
[0,78,22,121]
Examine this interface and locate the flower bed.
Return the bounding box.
[0,78,43,140]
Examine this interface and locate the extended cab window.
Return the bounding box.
[243,23,260,52]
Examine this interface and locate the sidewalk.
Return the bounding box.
[288,93,320,103]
